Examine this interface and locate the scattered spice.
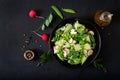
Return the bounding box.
[23,34,26,37]
[24,36,30,44]
[20,34,34,53]
[107,33,111,36]
[20,45,26,51]
[35,39,38,43]
[23,35,32,45]
[39,45,42,47]
[22,45,26,48]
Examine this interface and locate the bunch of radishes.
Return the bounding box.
[29,9,48,41]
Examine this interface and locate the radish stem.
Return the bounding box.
[32,31,42,37]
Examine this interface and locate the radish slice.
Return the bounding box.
[87,50,93,56]
[63,48,69,57]
[54,45,60,53]
[69,38,75,44]
[70,29,77,34]
[89,30,94,35]
[84,50,93,56]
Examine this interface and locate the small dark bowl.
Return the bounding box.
[49,17,101,68]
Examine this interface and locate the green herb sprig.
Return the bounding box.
[36,13,53,31]
[93,59,107,73]
[45,13,53,27]
[37,51,52,66]
[41,13,53,31]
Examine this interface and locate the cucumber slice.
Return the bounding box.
[81,55,88,65]
[57,54,64,61]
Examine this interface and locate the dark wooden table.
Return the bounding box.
[0,0,120,80]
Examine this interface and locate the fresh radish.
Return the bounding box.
[29,9,36,18]
[32,31,48,41]
[29,9,44,19]
[41,34,48,41]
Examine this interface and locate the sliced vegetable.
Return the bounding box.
[81,55,88,65]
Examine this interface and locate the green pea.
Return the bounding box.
[62,8,76,14]
[51,5,63,19]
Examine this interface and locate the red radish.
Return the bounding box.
[32,31,48,41]
[29,9,36,18]
[41,34,48,41]
[29,9,44,19]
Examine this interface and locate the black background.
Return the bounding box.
[0,0,120,80]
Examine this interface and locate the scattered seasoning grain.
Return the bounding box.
[22,45,26,48]
[35,39,38,43]
[23,34,26,37]
[107,33,111,36]
[39,45,42,47]
[24,36,30,44]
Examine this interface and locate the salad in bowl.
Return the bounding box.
[50,18,101,66]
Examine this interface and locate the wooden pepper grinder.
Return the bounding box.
[94,10,113,27]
